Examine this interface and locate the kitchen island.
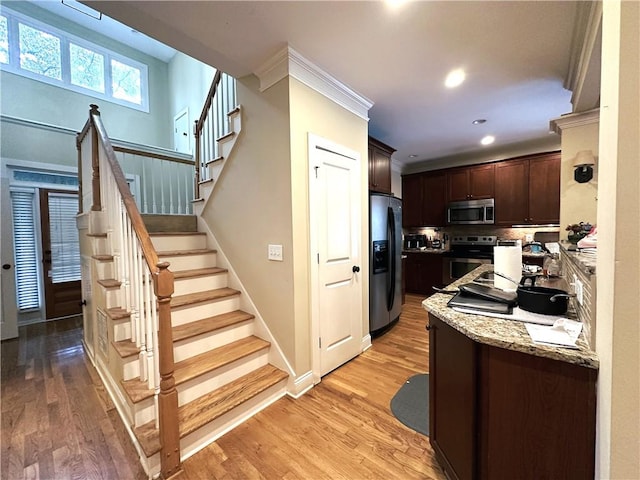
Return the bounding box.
[422,264,597,480]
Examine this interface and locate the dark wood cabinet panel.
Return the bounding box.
[494,152,560,226]
[427,313,597,480]
[422,171,447,226]
[494,159,529,225]
[368,137,395,194]
[528,153,560,224]
[401,174,423,227]
[447,164,495,202]
[404,253,443,294]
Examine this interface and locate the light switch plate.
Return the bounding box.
[268,244,283,261]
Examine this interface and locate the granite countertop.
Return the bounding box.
[422,264,599,369]
[559,242,596,275]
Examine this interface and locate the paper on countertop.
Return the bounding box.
[525,319,583,349]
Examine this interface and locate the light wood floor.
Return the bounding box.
[1,294,445,479]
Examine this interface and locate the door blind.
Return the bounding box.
[10,190,40,310]
[48,192,81,283]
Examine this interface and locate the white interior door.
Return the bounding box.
[173,108,190,154]
[309,134,362,378]
[0,176,18,340]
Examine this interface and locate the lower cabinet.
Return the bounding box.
[427,314,597,480]
[404,253,444,295]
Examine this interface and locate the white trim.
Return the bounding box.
[549,108,600,134]
[361,333,372,353]
[255,45,373,121]
[287,371,314,399]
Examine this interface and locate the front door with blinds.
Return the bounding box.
[39,189,81,319]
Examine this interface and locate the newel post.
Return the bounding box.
[155,262,181,478]
[89,104,102,211]
[194,120,201,200]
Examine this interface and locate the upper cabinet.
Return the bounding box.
[447,163,495,202]
[402,170,447,227]
[495,152,560,225]
[368,136,395,194]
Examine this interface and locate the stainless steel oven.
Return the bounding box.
[443,256,492,285]
[442,235,497,285]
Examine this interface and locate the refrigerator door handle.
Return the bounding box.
[387,206,396,311]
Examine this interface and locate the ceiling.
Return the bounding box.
[53,1,592,171]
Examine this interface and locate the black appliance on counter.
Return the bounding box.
[403,234,427,250]
[442,235,497,285]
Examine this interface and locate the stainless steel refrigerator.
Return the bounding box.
[369,193,403,335]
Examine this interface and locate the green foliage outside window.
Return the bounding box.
[0,15,8,64]
[19,23,61,80]
[111,59,141,104]
[70,42,105,93]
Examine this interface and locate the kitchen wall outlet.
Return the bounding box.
[525,234,534,243]
[268,244,283,261]
[574,277,584,305]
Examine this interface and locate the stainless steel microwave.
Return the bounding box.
[447,198,495,225]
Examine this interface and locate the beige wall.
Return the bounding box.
[200,74,297,367]
[558,120,599,233]
[288,77,370,373]
[597,1,640,478]
[202,74,369,376]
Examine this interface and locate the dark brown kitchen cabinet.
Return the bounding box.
[402,171,447,227]
[427,314,596,480]
[368,136,395,194]
[447,164,495,202]
[404,253,443,294]
[494,152,560,225]
[401,174,423,227]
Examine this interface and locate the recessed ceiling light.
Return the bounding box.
[409,154,417,158]
[445,69,466,88]
[480,135,495,146]
[472,119,486,125]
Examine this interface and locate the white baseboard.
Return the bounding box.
[287,370,314,398]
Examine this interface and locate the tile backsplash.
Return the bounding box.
[403,225,560,247]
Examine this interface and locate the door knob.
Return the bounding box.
[352,265,360,273]
[79,300,87,307]
[2,264,10,270]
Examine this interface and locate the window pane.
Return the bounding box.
[19,22,61,79]
[70,42,104,92]
[111,58,141,104]
[11,191,41,311]
[48,193,81,283]
[0,15,8,64]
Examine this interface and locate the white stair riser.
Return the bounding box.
[121,354,140,381]
[171,296,240,326]
[177,350,270,407]
[91,237,108,255]
[178,379,285,464]
[159,252,217,271]
[133,396,156,428]
[173,273,228,297]
[173,320,254,363]
[102,287,122,309]
[151,234,207,252]
[94,260,113,279]
[113,319,132,342]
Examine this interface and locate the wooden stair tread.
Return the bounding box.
[157,248,216,257]
[173,310,254,343]
[170,288,239,309]
[133,364,288,457]
[98,278,121,288]
[121,336,270,404]
[205,156,223,166]
[217,131,235,143]
[112,339,139,358]
[198,178,214,186]
[92,254,113,261]
[173,267,227,280]
[87,233,107,238]
[106,307,130,320]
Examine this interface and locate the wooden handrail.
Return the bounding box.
[195,70,222,132]
[89,105,160,272]
[113,145,195,165]
[86,104,181,478]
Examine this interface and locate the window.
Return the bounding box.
[11,190,41,311]
[48,192,81,283]
[1,7,148,111]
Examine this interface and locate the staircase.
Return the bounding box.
[92,217,288,474]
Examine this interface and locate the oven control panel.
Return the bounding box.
[450,235,497,246]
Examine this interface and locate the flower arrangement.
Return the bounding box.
[566,222,592,243]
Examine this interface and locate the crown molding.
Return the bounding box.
[549,108,600,134]
[255,45,373,121]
